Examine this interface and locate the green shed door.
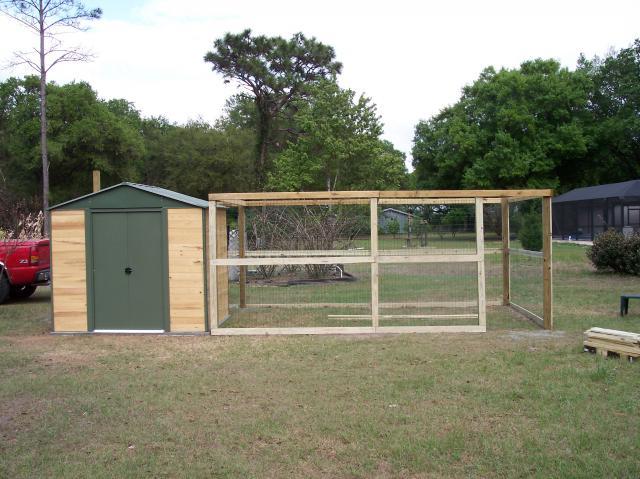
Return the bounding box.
[92,211,165,331]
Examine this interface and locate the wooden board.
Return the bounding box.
[167,209,205,332]
[501,198,510,306]
[209,189,554,201]
[216,207,229,322]
[542,196,553,330]
[210,325,486,335]
[51,210,88,332]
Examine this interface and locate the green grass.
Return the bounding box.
[1,245,640,478]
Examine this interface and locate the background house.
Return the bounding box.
[552,179,640,240]
[379,208,416,233]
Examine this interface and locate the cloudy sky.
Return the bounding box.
[1,0,639,165]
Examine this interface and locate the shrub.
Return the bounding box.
[587,230,640,275]
[519,214,542,251]
[386,218,400,238]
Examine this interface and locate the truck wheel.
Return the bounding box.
[9,285,37,300]
[0,274,9,305]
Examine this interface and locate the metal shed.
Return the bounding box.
[49,183,228,333]
[553,179,640,240]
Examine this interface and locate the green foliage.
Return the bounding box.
[576,40,640,184]
[0,77,145,204]
[413,59,590,190]
[519,214,543,251]
[267,80,407,191]
[0,76,256,205]
[386,218,400,237]
[412,40,640,192]
[204,30,342,187]
[587,230,640,275]
[139,119,254,198]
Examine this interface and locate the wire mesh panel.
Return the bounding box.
[208,190,552,334]
[222,262,372,328]
[230,204,371,258]
[377,202,476,255]
[483,202,503,305]
[378,262,479,327]
[510,253,544,319]
[508,198,545,324]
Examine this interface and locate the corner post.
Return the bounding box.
[370,197,379,330]
[238,205,247,308]
[542,196,553,330]
[92,170,101,192]
[208,200,218,330]
[501,198,510,306]
[475,197,486,331]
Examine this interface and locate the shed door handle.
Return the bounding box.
[125,267,133,275]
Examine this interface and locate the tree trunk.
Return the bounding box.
[39,2,49,236]
[255,108,270,190]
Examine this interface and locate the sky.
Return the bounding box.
[1,0,639,167]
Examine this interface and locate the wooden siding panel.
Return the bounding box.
[168,209,206,332]
[52,210,87,331]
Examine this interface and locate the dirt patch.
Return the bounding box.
[0,396,48,442]
[503,330,567,341]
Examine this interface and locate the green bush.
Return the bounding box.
[386,218,400,238]
[519,214,542,251]
[587,230,640,275]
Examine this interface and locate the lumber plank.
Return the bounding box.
[543,196,553,330]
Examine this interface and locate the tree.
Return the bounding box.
[267,80,407,191]
[204,29,342,188]
[412,59,591,191]
[577,40,640,184]
[0,0,101,234]
[139,119,255,198]
[0,77,145,204]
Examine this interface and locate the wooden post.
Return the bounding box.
[475,198,486,331]
[208,201,218,330]
[542,196,553,330]
[501,198,510,306]
[370,197,379,330]
[92,170,101,192]
[238,205,246,308]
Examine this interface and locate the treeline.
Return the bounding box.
[412,39,640,192]
[0,79,408,206]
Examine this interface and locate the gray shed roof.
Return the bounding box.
[50,182,209,210]
[553,180,640,204]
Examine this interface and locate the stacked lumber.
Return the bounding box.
[584,327,640,361]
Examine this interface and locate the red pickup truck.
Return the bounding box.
[0,239,50,304]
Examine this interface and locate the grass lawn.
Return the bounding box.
[1,244,640,477]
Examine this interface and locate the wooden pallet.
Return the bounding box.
[584,327,640,362]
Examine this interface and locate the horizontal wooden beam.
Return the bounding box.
[217,198,248,207]
[244,249,370,257]
[510,302,544,328]
[380,198,476,205]
[210,191,380,201]
[233,300,502,309]
[212,256,374,266]
[328,314,478,320]
[376,325,485,333]
[245,198,370,206]
[210,325,486,335]
[379,198,502,205]
[509,248,543,258]
[211,327,376,335]
[378,254,481,263]
[209,189,554,201]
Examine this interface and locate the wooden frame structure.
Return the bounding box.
[207,189,553,335]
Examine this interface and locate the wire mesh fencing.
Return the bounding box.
[209,191,553,334]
